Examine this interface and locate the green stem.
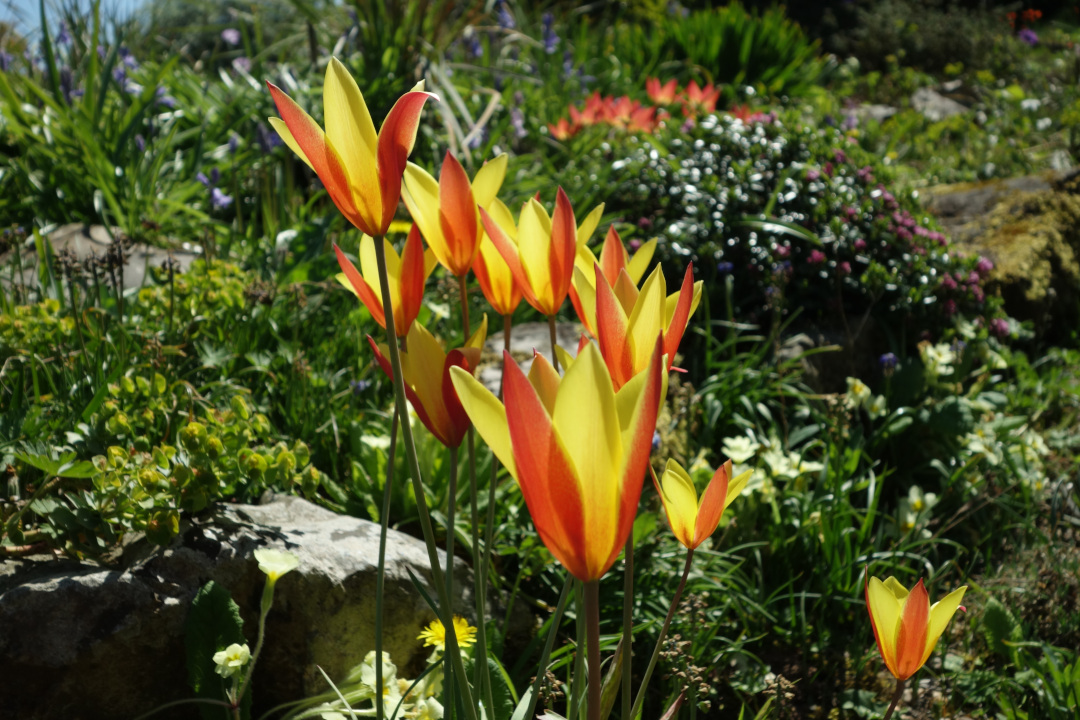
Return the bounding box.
[130,698,234,720]
[485,316,512,654]
[237,576,276,705]
[372,235,479,720]
[458,274,471,339]
[621,535,634,720]
[585,580,601,720]
[446,444,458,606]
[570,581,585,720]
[882,678,906,720]
[629,548,695,720]
[374,402,400,720]
[547,314,559,372]
[523,575,572,720]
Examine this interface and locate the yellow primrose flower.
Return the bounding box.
[253,548,300,582]
[418,616,477,651]
[212,643,251,678]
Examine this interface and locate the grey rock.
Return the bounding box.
[478,320,585,393]
[0,495,491,720]
[910,87,968,122]
[0,223,201,294]
[854,103,898,124]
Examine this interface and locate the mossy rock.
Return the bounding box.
[927,169,1080,339]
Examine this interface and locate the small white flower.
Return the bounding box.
[212,643,251,678]
[253,548,300,582]
[1036,117,1052,131]
[868,395,887,419]
[360,651,401,707]
[1020,98,1041,111]
[846,377,871,408]
[722,436,761,464]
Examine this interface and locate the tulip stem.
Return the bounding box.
[630,548,695,720]
[523,574,572,720]
[374,401,400,720]
[585,580,602,720]
[570,581,585,720]
[621,535,634,720]
[446,444,458,603]
[458,274,471,339]
[547,314,559,371]
[484,316,511,654]
[372,235,479,720]
[882,678,906,720]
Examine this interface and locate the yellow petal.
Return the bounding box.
[627,266,666,372]
[658,459,698,545]
[867,576,904,671]
[725,469,753,508]
[572,266,597,334]
[528,353,562,415]
[485,198,518,240]
[576,203,605,247]
[472,154,508,209]
[626,239,657,285]
[449,367,517,480]
[466,314,489,350]
[323,58,380,225]
[921,586,967,667]
[552,343,621,563]
[554,344,577,373]
[401,323,448,423]
[664,279,704,327]
[358,236,401,310]
[268,117,314,171]
[517,198,554,304]
[402,163,449,267]
[883,576,910,601]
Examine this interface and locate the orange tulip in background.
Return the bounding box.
[865,572,968,681]
[267,57,435,237]
[368,317,488,449]
[450,340,666,581]
[646,77,678,105]
[651,459,750,550]
[333,226,436,339]
[402,152,509,278]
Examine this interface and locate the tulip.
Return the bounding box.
[449,339,666,581]
[267,57,435,236]
[570,225,656,336]
[369,317,488,449]
[682,80,720,116]
[402,152,508,278]
[651,459,749,550]
[473,197,523,318]
[574,262,702,389]
[865,573,968,681]
[333,226,437,339]
[646,78,678,105]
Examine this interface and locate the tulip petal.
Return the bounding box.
[402,163,447,267]
[627,266,666,376]
[397,225,427,337]
[921,586,967,668]
[472,153,508,209]
[894,580,930,679]
[598,226,630,285]
[553,343,621,578]
[866,574,902,678]
[503,351,589,580]
[571,266,598,337]
[368,335,447,446]
[575,202,605,247]
[377,89,437,234]
[481,205,543,312]
[449,367,517,479]
[334,244,386,329]
[528,352,561,415]
[549,188,578,309]
[663,264,696,365]
[517,199,556,312]
[603,338,663,574]
[438,151,479,276]
[268,83,362,229]
[626,238,657,285]
[595,263,634,388]
[726,468,752,508]
[441,349,474,448]
[324,58,381,231]
[692,460,730,548]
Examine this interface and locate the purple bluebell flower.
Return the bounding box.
[542,13,558,54]
[210,167,220,185]
[60,67,74,104]
[879,352,898,371]
[716,261,734,274]
[562,49,574,80]
[112,65,127,84]
[651,431,661,452]
[464,32,483,59]
[228,133,240,154]
[196,172,211,187]
[257,123,283,153]
[841,113,857,131]
[210,187,233,210]
[56,21,71,46]
[232,56,251,73]
[135,134,145,152]
[1018,28,1038,46]
[351,379,371,395]
[496,1,515,29]
[119,47,138,69]
[155,86,176,108]
[1,50,14,72]
[510,107,527,138]
[97,45,106,60]
[222,28,241,46]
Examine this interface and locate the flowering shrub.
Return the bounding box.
[597,112,1005,338]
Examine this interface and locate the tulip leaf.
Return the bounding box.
[598,636,625,720]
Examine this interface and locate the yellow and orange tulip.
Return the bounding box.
[865,572,968,681]
[402,152,508,278]
[574,263,702,389]
[368,318,487,449]
[473,197,523,317]
[479,188,585,318]
[570,225,656,336]
[651,459,749,551]
[333,226,437,338]
[267,57,435,237]
[449,339,666,581]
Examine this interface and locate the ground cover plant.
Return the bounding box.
[2,2,1080,720]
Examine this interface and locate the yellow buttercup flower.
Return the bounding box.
[418,616,477,651]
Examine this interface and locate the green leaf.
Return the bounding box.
[185,581,249,720]
[981,597,1022,661]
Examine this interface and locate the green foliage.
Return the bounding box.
[982,597,1023,661]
